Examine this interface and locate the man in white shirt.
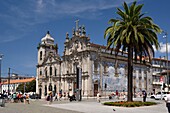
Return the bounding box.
[97,92,101,103]
[164,92,170,113]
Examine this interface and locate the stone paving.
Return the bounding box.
[0,99,81,113]
[0,97,168,113]
[48,98,168,113]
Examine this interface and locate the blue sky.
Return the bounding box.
[0,0,169,77]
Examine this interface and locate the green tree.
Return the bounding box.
[104,1,161,102]
[16,83,25,93]
[16,80,36,93]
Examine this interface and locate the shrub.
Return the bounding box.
[103,101,157,107]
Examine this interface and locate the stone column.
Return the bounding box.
[82,77,85,97]
[142,70,145,90]
[147,68,152,94]
[136,70,139,91]
[42,82,45,98]
[84,77,88,96]
[88,54,93,96]
[63,79,66,93]
[36,68,39,94]
[99,61,103,94]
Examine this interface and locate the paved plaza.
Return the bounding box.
[0,97,168,113]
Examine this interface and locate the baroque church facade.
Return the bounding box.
[36,21,152,98]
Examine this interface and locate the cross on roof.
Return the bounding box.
[75,19,79,31]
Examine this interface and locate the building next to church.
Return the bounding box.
[152,57,170,93]
[1,76,35,94]
[36,21,169,98]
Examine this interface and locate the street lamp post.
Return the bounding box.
[163,31,169,91]
[160,56,163,100]
[8,68,10,95]
[0,54,3,93]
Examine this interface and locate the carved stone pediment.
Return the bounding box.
[42,52,60,65]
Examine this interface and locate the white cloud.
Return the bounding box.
[1,0,137,26]
[158,42,170,53]
[37,0,44,12]
[0,0,139,43]
[152,45,157,52]
[35,0,136,16]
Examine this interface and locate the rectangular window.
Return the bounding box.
[50,67,52,75]
[94,62,98,72]
[45,70,47,78]
[55,69,57,76]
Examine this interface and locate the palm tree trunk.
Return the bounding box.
[127,46,133,102]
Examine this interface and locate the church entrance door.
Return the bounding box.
[94,83,98,96]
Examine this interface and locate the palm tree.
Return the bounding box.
[104,1,161,102]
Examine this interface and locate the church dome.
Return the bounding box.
[41,31,54,44]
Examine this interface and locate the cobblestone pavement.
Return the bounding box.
[0,99,82,113]
[48,97,168,113]
[0,97,168,113]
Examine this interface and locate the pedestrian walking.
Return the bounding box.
[63,92,66,100]
[46,94,50,104]
[142,90,147,102]
[54,93,58,101]
[25,94,30,104]
[97,92,101,103]
[59,89,62,101]
[50,92,53,104]
[123,94,126,101]
[67,92,70,100]
[116,90,119,99]
[165,92,170,113]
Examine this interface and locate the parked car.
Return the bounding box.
[150,94,156,99]
[0,94,5,107]
[29,93,41,99]
[154,92,168,100]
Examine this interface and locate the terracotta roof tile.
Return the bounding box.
[2,78,35,85]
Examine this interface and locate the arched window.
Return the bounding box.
[40,51,42,60]
[40,70,42,75]
[39,88,42,97]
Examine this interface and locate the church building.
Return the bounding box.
[36,21,152,98]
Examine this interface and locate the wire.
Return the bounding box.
[1,67,36,77]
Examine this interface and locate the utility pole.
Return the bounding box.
[0,54,3,93]
[8,68,10,95]
[24,83,26,94]
[163,31,169,91]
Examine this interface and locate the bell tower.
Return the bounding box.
[37,31,56,65]
[36,31,60,98]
